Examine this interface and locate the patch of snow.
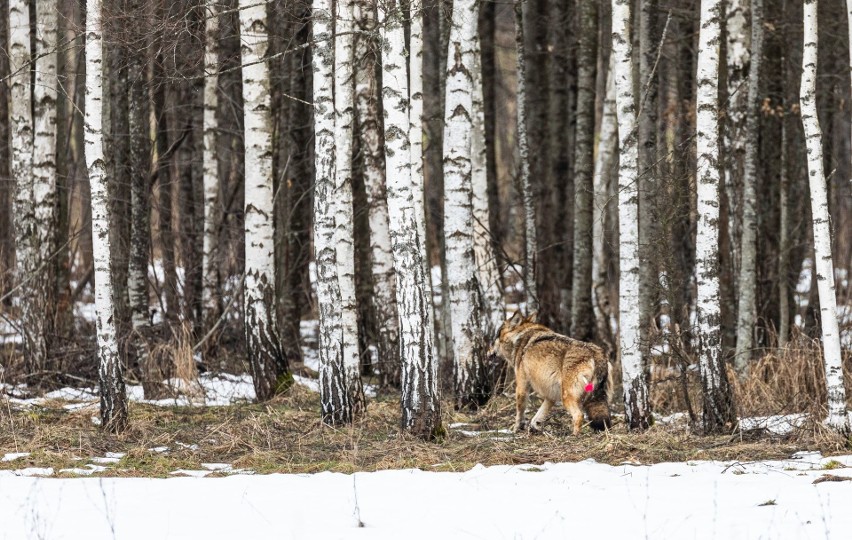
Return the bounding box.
[1,452,30,462]
[170,469,213,478]
[149,447,169,454]
[739,414,808,436]
[294,375,319,393]
[10,467,53,477]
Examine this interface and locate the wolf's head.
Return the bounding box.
[487,311,539,365]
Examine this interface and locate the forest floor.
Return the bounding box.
[1,376,850,478]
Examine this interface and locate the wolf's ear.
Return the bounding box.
[525,311,539,324]
[508,311,524,327]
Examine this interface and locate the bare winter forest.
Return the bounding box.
[2,0,852,535]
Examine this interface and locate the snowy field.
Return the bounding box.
[1,452,851,539]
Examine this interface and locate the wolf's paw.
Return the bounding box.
[528,423,543,434]
[513,422,526,433]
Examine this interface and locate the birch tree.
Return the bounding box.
[444,0,490,409]
[85,0,127,432]
[379,0,442,438]
[695,0,736,433]
[334,0,365,412]
[733,0,763,375]
[800,0,849,433]
[471,18,504,340]
[514,0,537,312]
[313,0,350,424]
[202,0,220,325]
[355,0,399,381]
[724,0,749,278]
[409,0,430,284]
[593,58,618,343]
[570,0,598,342]
[239,0,289,401]
[612,0,651,430]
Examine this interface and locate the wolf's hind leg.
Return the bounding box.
[563,398,585,436]
[529,399,553,432]
[514,369,528,432]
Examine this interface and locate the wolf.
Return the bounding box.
[488,311,613,435]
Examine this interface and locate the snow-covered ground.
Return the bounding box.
[1,452,851,539]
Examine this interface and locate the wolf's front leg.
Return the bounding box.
[529,399,553,432]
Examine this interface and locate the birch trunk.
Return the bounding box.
[593,58,618,345]
[570,0,598,342]
[724,0,749,283]
[409,0,431,287]
[800,0,849,433]
[513,0,537,312]
[733,0,763,375]
[612,0,651,430]
[445,0,489,409]
[471,15,503,340]
[202,0,220,325]
[86,0,127,433]
[9,0,42,368]
[778,87,790,349]
[696,0,736,433]
[379,0,442,439]
[313,0,350,424]
[334,0,365,412]
[239,0,289,401]
[355,0,400,383]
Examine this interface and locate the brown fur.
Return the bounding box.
[488,312,613,435]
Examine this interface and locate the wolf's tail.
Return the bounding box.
[586,359,613,431]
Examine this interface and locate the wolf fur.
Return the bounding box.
[488,311,613,435]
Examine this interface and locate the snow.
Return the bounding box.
[2,454,852,539]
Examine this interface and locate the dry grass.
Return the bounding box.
[1,381,849,478]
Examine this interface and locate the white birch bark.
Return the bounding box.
[593,57,618,342]
[696,0,736,433]
[313,0,350,424]
[612,0,651,430]
[724,0,750,282]
[9,0,39,364]
[800,0,849,433]
[202,0,220,322]
[513,0,537,312]
[445,0,489,408]
[334,0,365,412]
[355,0,399,380]
[379,0,441,438]
[470,18,504,339]
[409,0,430,284]
[85,0,127,433]
[733,0,763,375]
[240,0,288,401]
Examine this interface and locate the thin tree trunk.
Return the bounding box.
[570,0,598,342]
[778,70,790,349]
[471,13,503,340]
[0,0,10,301]
[514,0,537,313]
[334,0,365,412]
[86,0,128,433]
[355,0,400,384]
[202,0,220,326]
[239,0,289,401]
[593,56,618,349]
[379,0,442,439]
[733,0,763,375]
[445,0,489,409]
[800,0,849,434]
[695,0,736,434]
[313,0,351,424]
[612,0,651,430]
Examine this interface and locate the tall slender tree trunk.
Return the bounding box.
[313,0,351,424]
[637,0,659,357]
[470,10,503,340]
[593,57,618,347]
[800,0,849,434]
[612,0,651,430]
[695,0,736,434]
[445,0,489,409]
[239,0,289,401]
[0,0,10,301]
[514,0,537,313]
[570,0,598,342]
[778,54,790,349]
[355,0,400,384]
[202,0,220,326]
[86,0,128,433]
[733,0,763,375]
[379,0,442,439]
[334,0,365,412]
